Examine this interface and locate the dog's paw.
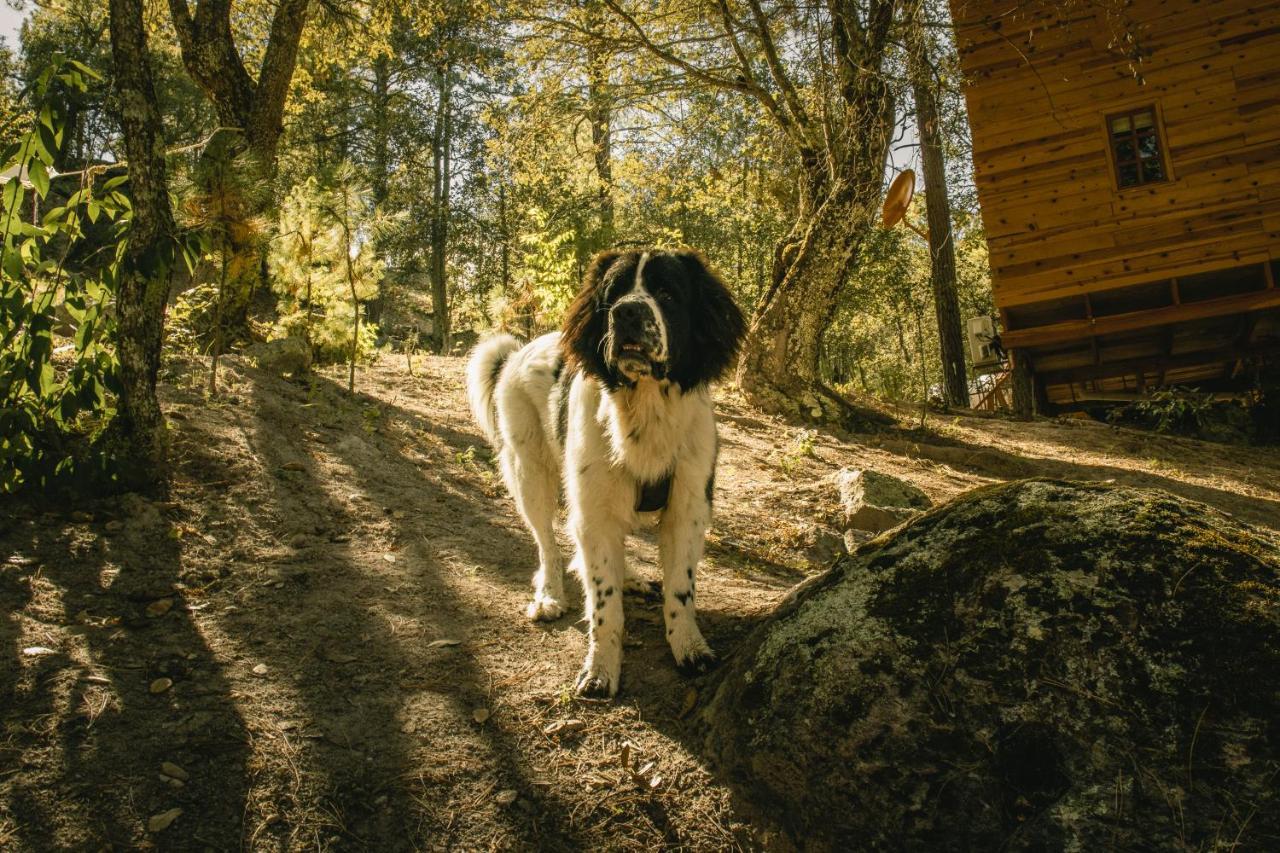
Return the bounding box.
[574,663,620,699]
[675,646,719,677]
[526,594,565,622]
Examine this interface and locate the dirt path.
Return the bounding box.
[3,353,1277,851]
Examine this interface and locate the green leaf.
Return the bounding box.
[3,177,25,215]
[103,175,128,191]
[66,59,102,82]
[37,125,58,166]
[27,161,50,199]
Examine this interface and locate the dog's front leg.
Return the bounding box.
[571,515,627,698]
[658,467,716,674]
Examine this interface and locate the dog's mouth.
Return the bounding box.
[611,340,663,378]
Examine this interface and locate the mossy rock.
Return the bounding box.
[700,479,1280,851]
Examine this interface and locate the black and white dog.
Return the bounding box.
[466,248,746,697]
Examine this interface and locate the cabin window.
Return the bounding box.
[1107,107,1167,189]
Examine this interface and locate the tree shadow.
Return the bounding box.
[223,365,595,848]
[878,427,1280,532]
[0,491,251,850]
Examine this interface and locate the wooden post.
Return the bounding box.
[1011,349,1035,419]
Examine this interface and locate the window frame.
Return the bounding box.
[1104,104,1171,191]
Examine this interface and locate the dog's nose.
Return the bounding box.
[611,299,654,330]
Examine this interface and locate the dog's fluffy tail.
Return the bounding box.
[466,333,521,450]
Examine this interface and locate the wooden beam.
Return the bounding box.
[1001,288,1280,349]
[1037,341,1280,385]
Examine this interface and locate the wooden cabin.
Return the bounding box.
[948,0,1280,410]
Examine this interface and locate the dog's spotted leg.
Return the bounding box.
[658,473,716,675]
[572,530,626,698]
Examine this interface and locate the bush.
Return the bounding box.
[0,58,133,492]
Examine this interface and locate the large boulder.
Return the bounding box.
[700,479,1279,851]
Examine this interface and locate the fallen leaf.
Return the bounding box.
[427,639,461,648]
[146,598,174,618]
[149,678,173,694]
[542,718,586,739]
[160,761,189,781]
[147,808,182,832]
[494,789,518,806]
[324,650,357,664]
[22,646,57,657]
[251,664,269,677]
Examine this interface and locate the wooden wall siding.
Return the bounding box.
[950,0,1280,315]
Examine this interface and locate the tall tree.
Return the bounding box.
[165,0,313,338]
[907,0,968,408]
[429,61,454,352]
[105,0,178,475]
[603,0,900,423]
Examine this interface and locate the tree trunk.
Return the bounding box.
[165,0,312,341]
[105,0,177,480]
[736,128,893,428]
[586,2,614,248]
[367,53,391,325]
[429,64,453,353]
[1011,348,1035,418]
[908,0,969,408]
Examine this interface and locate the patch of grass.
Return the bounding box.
[778,429,818,479]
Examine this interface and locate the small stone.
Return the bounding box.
[472,708,490,724]
[149,678,173,694]
[22,646,57,657]
[160,761,189,781]
[289,533,310,549]
[252,664,269,677]
[146,598,174,618]
[147,808,182,832]
[494,789,518,806]
[383,553,397,563]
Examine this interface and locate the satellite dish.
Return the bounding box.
[881,169,928,239]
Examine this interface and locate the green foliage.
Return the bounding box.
[0,57,130,493]
[269,170,387,367]
[1108,387,1257,444]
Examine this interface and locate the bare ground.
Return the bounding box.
[3,352,1278,851]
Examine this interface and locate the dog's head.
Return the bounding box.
[561,248,746,390]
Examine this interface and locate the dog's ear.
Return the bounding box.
[562,249,626,380]
[671,250,747,388]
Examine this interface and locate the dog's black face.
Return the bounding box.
[562,249,746,391]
